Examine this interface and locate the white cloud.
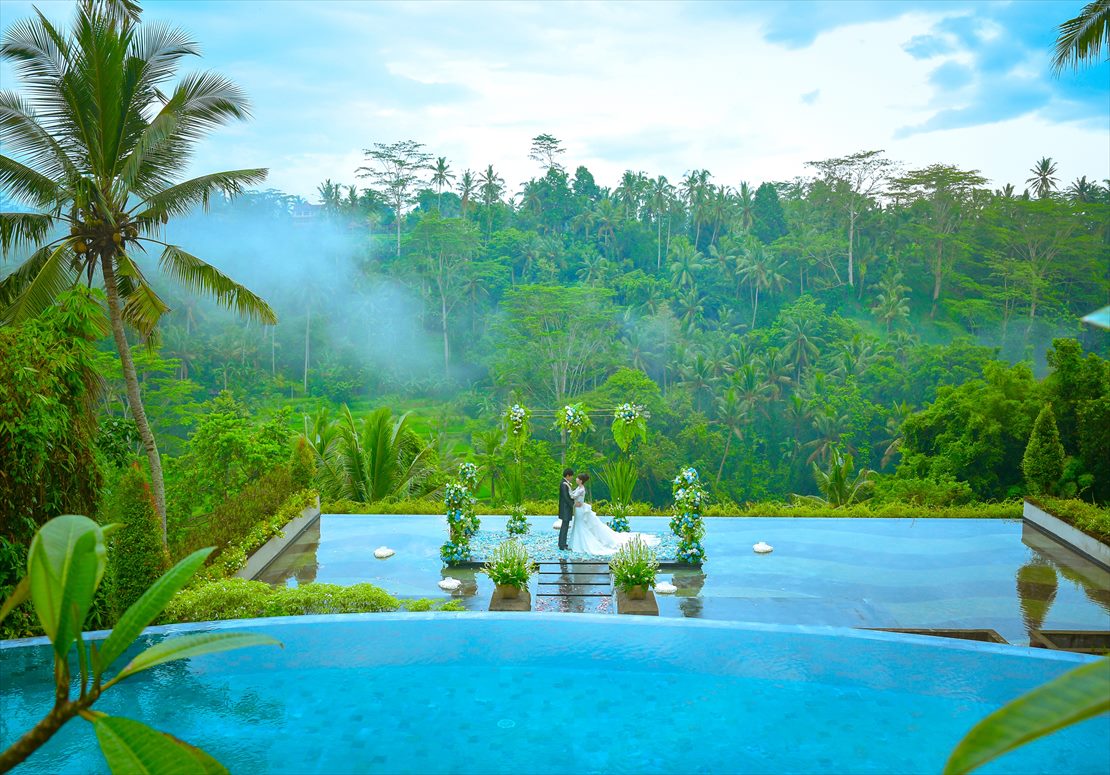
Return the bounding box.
[2,0,1107,199]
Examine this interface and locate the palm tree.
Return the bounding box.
[782,316,822,380]
[1026,157,1059,199]
[735,181,755,232]
[0,1,275,543]
[457,169,477,218]
[1067,175,1098,203]
[472,427,503,501]
[430,156,455,212]
[714,388,747,487]
[1052,0,1110,73]
[648,175,674,270]
[871,270,910,332]
[668,239,704,289]
[738,241,787,328]
[311,406,437,503]
[479,164,504,238]
[795,446,874,507]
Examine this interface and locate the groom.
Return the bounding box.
[558,467,575,550]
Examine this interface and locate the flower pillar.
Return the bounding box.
[671,466,707,564]
[607,403,648,532]
[441,462,480,565]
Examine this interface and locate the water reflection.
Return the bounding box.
[257,519,319,586]
[1016,560,1058,635]
[671,569,706,618]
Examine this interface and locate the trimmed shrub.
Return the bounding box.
[1023,404,1066,495]
[160,578,456,622]
[291,435,316,489]
[105,465,170,619]
[173,463,298,559]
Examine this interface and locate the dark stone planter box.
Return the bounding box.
[865,628,1008,644]
[1030,630,1110,655]
[615,589,658,616]
[489,587,531,612]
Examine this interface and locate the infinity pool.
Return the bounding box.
[259,516,1110,643]
[1,615,1106,774]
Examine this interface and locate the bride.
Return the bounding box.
[568,473,660,555]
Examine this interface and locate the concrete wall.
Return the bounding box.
[235,496,322,581]
[1023,500,1110,571]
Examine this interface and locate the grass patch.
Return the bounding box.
[1028,497,1110,544]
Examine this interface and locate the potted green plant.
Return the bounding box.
[483,539,534,599]
[610,537,658,600]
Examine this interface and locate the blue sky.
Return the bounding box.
[1,0,1107,198]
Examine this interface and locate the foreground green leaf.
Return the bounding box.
[92,715,228,775]
[117,632,282,680]
[943,657,1110,774]
[27,515,109,659]
[97,548,214,677]
[0,577,29,626]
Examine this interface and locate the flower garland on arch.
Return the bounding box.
[612,403,648,453]
[503,403,531,453]
[554,402,595,442]
[670,466,707,564]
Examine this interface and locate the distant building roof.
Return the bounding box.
[291,202,323,220]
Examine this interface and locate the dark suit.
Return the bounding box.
[558,478,574,549]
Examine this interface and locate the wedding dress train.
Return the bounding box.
[567,485,660,555]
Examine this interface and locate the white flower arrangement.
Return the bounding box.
[554,402,594,438]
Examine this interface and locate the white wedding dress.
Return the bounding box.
[568,485,660,555]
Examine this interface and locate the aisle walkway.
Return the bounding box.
[534,560,614,613]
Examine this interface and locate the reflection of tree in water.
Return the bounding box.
[1055,563,1110,616]
[292,519,320,585]
[671,570,706,618]
[1016,559,1058,636]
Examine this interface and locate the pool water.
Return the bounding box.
[258,516,1110,643]
[1,615,1106,774]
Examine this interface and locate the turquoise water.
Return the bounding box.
[2,615,1107,774]
[259,516,1110,643]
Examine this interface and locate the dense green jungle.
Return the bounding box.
[4,141,1110,523]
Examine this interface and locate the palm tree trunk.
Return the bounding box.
[657,218,662,271]
[716,432,732,488]
[847,210,856,288]
[304,305,311,393]
[101,255,168,546]
[441,292,450,377]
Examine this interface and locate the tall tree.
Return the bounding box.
[357,139,431,256]
[0,0,275,543]
[806,150,894,289]
[478,164,504,239]
[528,133,565,172]
[430,156,455,213]
[889,164,987,317]
[457,169,476,218]
[409,213,480,377]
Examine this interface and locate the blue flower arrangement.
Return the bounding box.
[506,503,530,536]
[671,466,707,564]
[442,476,480,564]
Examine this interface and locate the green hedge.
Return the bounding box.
[1028,497,1110,544]
[173,463,302,560]
[105,466,170,619]
[322,497,1021,520]
[161,578,461,623]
